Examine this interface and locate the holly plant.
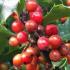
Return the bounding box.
[0,0,70,70]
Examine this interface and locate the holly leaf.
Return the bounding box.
[61,34,70,41]
[0,21,26,62]
[0,44,26,62]
[66,65,70,70]
[0,24,12,45]
[0,24,13,61]
[37,0,63,8]
[43,4,70,25]
[37,0,54,8]
[6,16,15,29]
[37,0,65,15]
[53,0,63,5]
[58,18,70,41]
[52,58,67,69]
[0,24,21,61]
[17,0,25,15]
[21,64,26,70]
[60,64,70,70]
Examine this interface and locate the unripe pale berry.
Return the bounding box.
[9,36,19,47]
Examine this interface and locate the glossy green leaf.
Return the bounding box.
[37,0,53,8]
[43,4,70,25]
[66,65,70,70]
[6,16,15,29]
[37,0,64,15]
[52,0,63,5]
[0,24,12,47]
[0,24,16,61]
[58,18,70,41]
[0,23,25,61]
[21,64,26,70]
[61,64,70,70]
[0,44,25,62]
[1,47,22,62]
[37,0,62,8]
[62,34,70,41]
[17,0,25,15]
[52,58,67,69]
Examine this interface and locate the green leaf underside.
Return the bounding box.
[61,64,70,70]
[58,18,70,41]
[52,58,67,69]
[66,65,70,70]
[21,64,26,70]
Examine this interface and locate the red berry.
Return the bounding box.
[25,47,38,55]
[45,24,58,36]
[38,25,44,31]
[25,20,38,32]
[26,63,37,70]
[21,52,33,64]
[37,37,49,50]
[49,35,62,49]
[31,56,38,64]
[13,54,22,66]
[11,12,19,20]
[35,5,43,13]
[11,20,24,33]
[30,11,43,24]
[26,0,38,12]
[49,50,61,62]
[65,43,70,49]
[59,44,69,56]
[67,53,70,64]
[16,31,28,43]
[9,36,19,47]
[66,0,70,6]
[60,17,67,23]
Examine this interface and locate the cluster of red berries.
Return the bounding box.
[7,0,70,69]
[13,46,45,70]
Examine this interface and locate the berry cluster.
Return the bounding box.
[6,0,70,70]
